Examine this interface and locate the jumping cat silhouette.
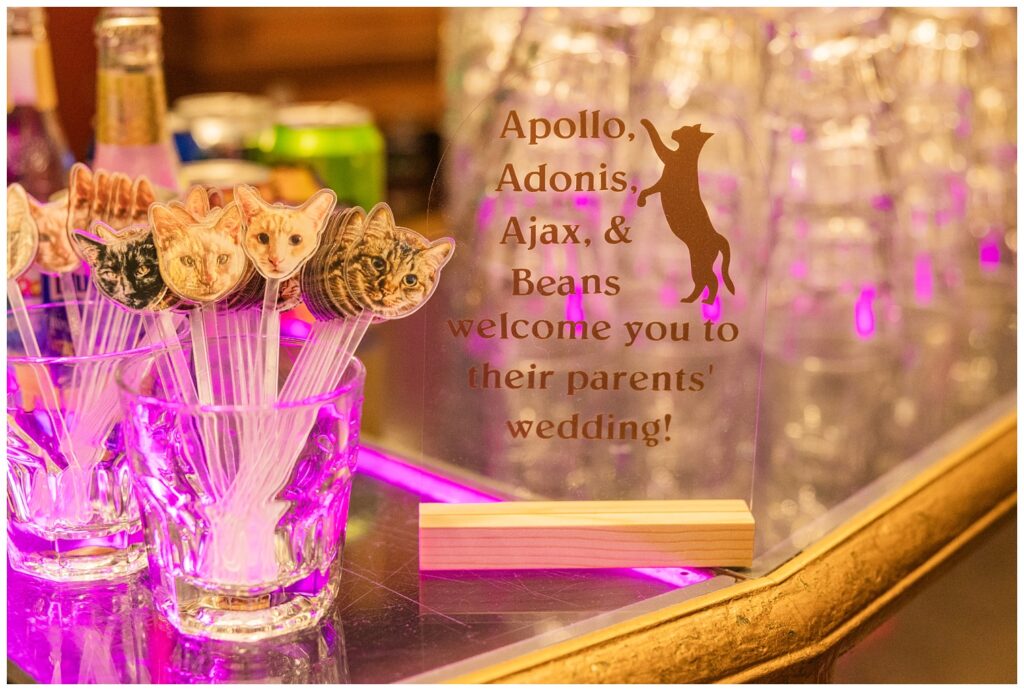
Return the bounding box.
[637,119,735,305]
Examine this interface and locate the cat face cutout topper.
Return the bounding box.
[152,185,302,312]
[27,192,76,274]
[235,185,336,280]
[67,163,156,237]
[7,184,39,280]
[149,198,248,304]
[72,223,178,313]
[166,184,224,223]
[301,203,455,322]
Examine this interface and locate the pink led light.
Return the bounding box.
[356,446,714,590]
[631,567,714,588]
[565,290,585,321]
[702,294,722,322]
[854,286,876,339]
[565,289,585,336]
[281,313,311,339]
[357,446,502,503]
[979,236,1001,272]
[871,194,894,212]
[914,254,934,305]
[476,195,497,229]
[574,192,596,209]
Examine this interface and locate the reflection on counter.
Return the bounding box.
[7,567,349,684]
[9,460,706,684]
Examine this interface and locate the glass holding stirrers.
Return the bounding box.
[117,338,365,641]
[7,302,165,581]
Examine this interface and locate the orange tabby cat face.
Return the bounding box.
[28,193,77,274]
[235,185,336,280]
[7,184,38,280]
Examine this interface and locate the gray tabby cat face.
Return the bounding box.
[73,224,173,312]
[343,204,454,320]
[301,204,454,321]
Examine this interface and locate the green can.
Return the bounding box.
[259,101,385,210]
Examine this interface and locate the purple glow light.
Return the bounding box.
[914,254,935,305]
[281,314,311,339]
[573,192,596,209]
[854,286,876,339]
[631,567,714,588]
[33,408,54,436]
[702,295,722,322]
[979,236,1001,272]
[356,446,714,591]
[565,289,585,336]
[476,195,497,229]
[871,194,894,212]
[357,446,502,503]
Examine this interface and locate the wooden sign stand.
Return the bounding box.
[419,500,755,571]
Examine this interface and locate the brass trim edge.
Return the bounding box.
[446,411,1017,683]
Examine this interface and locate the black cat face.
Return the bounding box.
[73,230,168,312]
[671,124,714,146]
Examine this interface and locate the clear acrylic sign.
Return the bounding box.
[421,47,767,503]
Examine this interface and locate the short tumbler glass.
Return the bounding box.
[117,339,365,641]
[7,302,157,582]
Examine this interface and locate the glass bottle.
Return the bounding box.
[92,7,180,192]
[7,7,73,200]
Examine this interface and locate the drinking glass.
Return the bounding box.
[7,301,159,581]
[117,338,365,641]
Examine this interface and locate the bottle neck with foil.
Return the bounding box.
[92,8,181,193]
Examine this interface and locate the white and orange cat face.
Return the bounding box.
[236,185,336,280]
[27,193,77,274]
[149,202,248,303]
[7,184,38,280]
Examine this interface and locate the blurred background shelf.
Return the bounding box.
[46,7,444,160]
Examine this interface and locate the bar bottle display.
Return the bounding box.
[7,7,72,201]
[92,7,181,193]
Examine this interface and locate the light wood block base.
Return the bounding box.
[419,500,755,571]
